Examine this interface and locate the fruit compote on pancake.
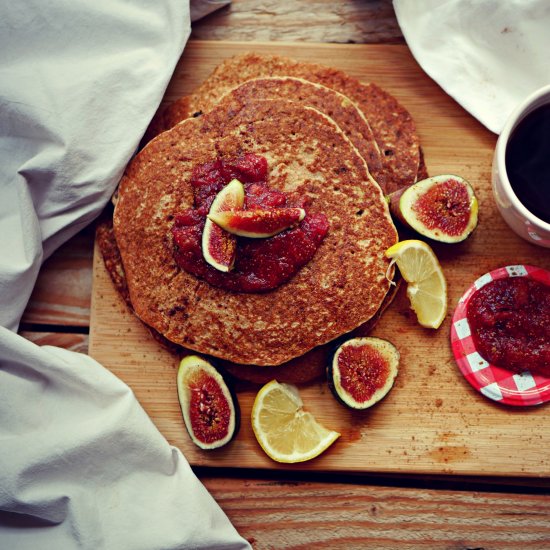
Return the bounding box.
[172,154,329,293]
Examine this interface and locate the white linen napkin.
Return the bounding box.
[0,1,249,548]
[393,0,550,134]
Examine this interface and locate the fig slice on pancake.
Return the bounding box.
[202,178,244,272]
[209,207,306,238]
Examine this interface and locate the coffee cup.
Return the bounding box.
[492,84,550,247]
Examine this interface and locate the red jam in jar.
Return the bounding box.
[466,276,550,376]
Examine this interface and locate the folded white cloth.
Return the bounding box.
[191,0,230,22]
[0,331,249,549]
[0,1,249,548]
[393,0,550,134]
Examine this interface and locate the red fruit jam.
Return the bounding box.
[467,277,550,376]
[172,154,329,293]
[337,344,390,403]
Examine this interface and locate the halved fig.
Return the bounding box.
[202,179,245,271]
[177,355,240,450]
[388,175,478,243]
[208,207,306,238]
[327,337,399,410]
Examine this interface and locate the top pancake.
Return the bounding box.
[214,76,384,186]
[149,52,421,194]
[114,97,397,366]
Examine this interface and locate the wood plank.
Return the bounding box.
[21,226,94,328]
[21,331,89,354]
[202,477,550,549]
[90,41,550,477]
[191,0,404,45]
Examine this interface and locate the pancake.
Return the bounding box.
[97,215,327,383]
[213,76,384,186]
[96,216,184,355]
[149,53,421,194]
[142,95,193,148]
[99,211,400,384]
[114,98,397,366]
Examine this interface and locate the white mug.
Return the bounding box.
[492,84,550,248]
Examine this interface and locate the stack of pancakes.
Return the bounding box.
[98,53,426,383]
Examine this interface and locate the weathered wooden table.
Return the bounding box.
[20,1,550,547]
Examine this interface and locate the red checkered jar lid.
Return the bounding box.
[451,265,550,407]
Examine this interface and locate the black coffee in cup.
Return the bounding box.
[505,104,550,224]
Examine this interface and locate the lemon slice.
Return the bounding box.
[251,380,340,463]
[385,239,447,329]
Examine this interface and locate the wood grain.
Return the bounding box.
[203,477,550,549]
[90,41,550,477]
[191,0,404,44]
[21,226,94,328]
[21,331,89,354]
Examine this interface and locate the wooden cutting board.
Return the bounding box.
[89,40,550,477]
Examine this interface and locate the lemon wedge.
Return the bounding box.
[251,380,340,463]
[385,239,447,329]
